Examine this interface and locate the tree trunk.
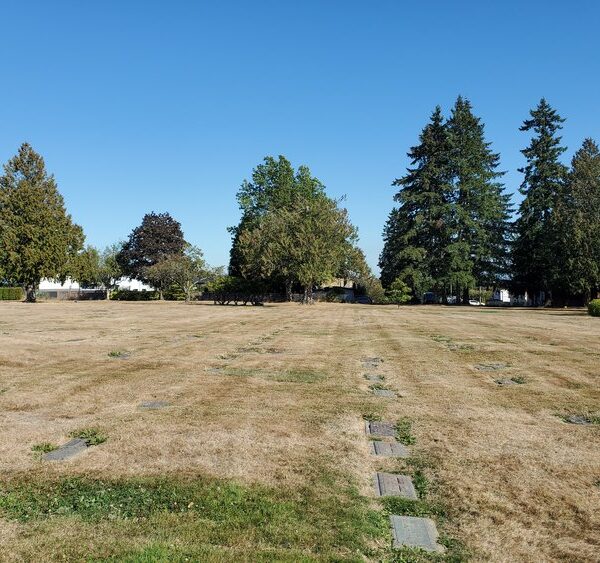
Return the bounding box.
[285,280,293,302]
[24,283,36,303]
[462,287,470,306]
[303,286,314,305]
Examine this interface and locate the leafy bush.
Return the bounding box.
[110,289,159,301]
[588,299,600,317]
[0,287,23,300]
[325,288,347,302]
[204,276,266,305]
[361,276,387,304]
[163,284,186,301]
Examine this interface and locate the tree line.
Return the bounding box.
[1,97,599,306]
[380,97,600,306]
[0,144,221,302]
[0,147,367,303]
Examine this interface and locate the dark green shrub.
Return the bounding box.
[110,289,159,301]
[0,287,23,300]
[163,284,186,301]
[588,299,600,317]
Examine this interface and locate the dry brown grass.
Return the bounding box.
[0,301,599,561]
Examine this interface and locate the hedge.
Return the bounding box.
[588,299,600,317]
[110,289,160,301]
[0,287,23,300]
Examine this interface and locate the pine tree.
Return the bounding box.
[512,99,568,304]
[553,138,600,302]
[447,97,511,302]
[0,143,84,301]
[379,107,454,299]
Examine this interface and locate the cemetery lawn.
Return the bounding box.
[0,301,599,561]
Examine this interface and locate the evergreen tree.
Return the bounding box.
[513,99,568,304]
[0,143,84,301]
[379,107,453,299]
[553,138,600,302]
[447,97,511,302]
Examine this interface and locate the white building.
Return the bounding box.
[38,277,153,292]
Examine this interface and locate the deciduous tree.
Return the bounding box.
[238,193,358,303]
[117,212,185,291]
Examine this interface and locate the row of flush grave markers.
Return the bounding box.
[362,357,445,555]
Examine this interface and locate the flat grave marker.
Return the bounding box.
[389,515,445,553]
[362,356,383,368]
[364,374,384,383]
[374,472,417,499]
[563,415,593,425]
[475,362,507,371]
[371,441,409,458]
[495,378,517,386]
[373,388,396,398]
[139,401,170,409]
[43,438,88,461]
[365,420,396,437]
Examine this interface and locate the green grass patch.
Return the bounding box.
[381,496,443,519]
[221,367,325,384]
[0,475,387,559]
[70,428,107,445]
[430,334,452,343]
[396,418,416,445]
[94,543,318,562]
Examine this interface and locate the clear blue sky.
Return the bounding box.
[1,1,599,272]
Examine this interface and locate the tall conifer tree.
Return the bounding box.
[553,138,600,302]
[447,97,511,302]
[513,99,568,304]
[379,107,454,298]
[0,143,84,301]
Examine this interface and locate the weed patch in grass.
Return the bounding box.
[411,469,429,498]
[108,350,129,358]
[381,496,444,519]
[510,376,527,384]
[430,335,452,343]
[31,443,57,455]
[70,428,107,445]
[396,418,416,445]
